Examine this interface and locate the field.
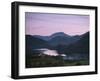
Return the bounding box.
[26,55,89,68]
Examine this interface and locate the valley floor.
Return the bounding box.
[26,55,89,68]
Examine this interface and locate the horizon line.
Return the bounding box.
[26,31,89,37]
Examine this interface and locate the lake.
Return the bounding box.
[34,48,88,60]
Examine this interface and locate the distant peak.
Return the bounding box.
[54,32,66,34]
[49,32,71,39]
[51,32,69,36]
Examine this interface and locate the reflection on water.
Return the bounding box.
[34,48,88,60]
[35,48,59,56]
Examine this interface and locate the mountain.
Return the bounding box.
[56,32,89,54]
[33,32,80,46]
[68,32,89,54]
[26,35,49,49]
[26,35,50,55]
[26,32,89,56]
[67,32,89,54]
[49,35,80,46]
[50,32,71,38]
[33,32,70,41]
[33,35,50,41]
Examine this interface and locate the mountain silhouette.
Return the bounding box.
[50,32,70,38]
[67,32,89,54]
[33,32,80,46]
[26,35,50,56]
[33,32,70,41]
[26,32,89,56]
[55,32,89,54]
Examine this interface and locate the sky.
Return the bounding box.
[25,12,89,36]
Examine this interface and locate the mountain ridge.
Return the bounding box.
[30,32,81,46]
[26,31,89,55]
[29,32,82,40]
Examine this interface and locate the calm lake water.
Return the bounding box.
[34,48,88,60]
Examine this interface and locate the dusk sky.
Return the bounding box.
[25,12,89,36]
